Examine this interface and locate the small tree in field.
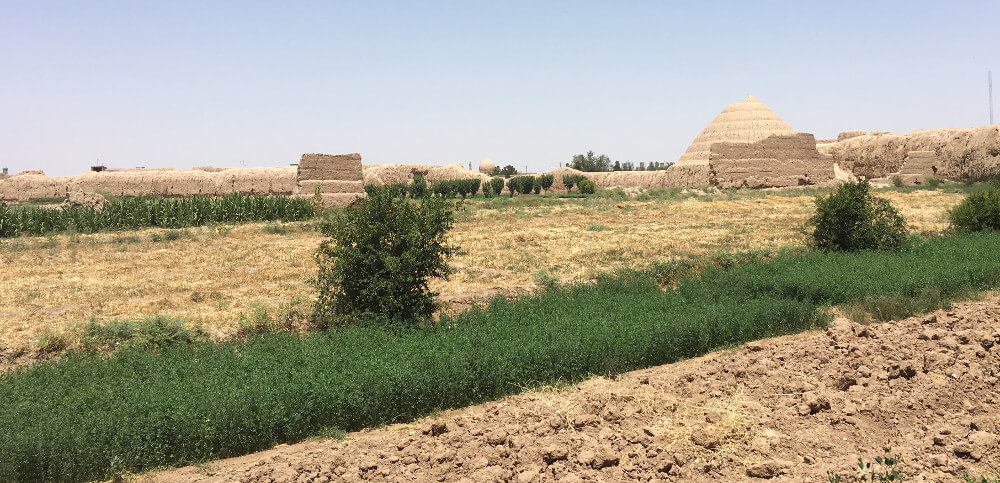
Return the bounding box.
[490,177,505,197]
[409,175,427,198]
[314,186,457,325]
[808,179,909,252]
[539,174,554,192]
[577,178,596,194]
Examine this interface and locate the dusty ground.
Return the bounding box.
[0,188,962,355]
[148,295,1000,482]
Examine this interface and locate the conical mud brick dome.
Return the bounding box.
[676,96,795,166]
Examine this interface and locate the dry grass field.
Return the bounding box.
[0,188,964,352]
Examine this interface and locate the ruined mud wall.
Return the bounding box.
[295,153,365,207]
[821,125,1000,179]
[890,151,941,184]
[709,134,835,188]
[362,163,491,187]
[0,167,297,203]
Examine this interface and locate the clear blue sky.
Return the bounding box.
[2,1,997,176]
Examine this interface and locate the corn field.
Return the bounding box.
[0,193,315,238]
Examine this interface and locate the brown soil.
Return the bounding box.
[147,295,1000,482]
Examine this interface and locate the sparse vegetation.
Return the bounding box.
[828,448,906,482]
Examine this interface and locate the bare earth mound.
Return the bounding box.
[149,295,1000,482]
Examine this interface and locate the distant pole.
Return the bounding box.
[990,70,995,125]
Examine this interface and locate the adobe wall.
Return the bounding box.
[708,134,835,188]
[889,150,941,185]
[0,167,298,203]
[295,153,366,207]
[822,125,1000,179]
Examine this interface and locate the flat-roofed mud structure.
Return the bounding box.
[294,153,366,207]
[709,133,834,188]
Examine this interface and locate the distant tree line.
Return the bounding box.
[569,150,673,172]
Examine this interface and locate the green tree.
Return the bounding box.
[499,165,518,178]
[314,185,457,325]
[949,187,1000,233]
[613,160,621,171]
[808,179,909,252]
[539,174,554,192]
[577,178,597,194]
[490,177,506,197]
[409,174,427,198]
[570,151,612,172]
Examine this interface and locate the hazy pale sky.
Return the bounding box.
[2,1,997,176]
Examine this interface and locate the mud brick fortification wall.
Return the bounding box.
[709,134,835,188]
[295,153,366,207]
[890,151,941,185]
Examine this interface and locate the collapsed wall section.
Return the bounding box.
[824,125,1000,179]
[889,150,941,184]
[295,153,366,207]
[708,133,835,188]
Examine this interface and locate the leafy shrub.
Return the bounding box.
[431,180,454,197]
[520,176,536,194]
[313,185,457,325]
[925,176,943,188]
[577,178,597,195]
[79,316,207,353]
[467,179,482,197]
[490,177,505,197]
[539,174,554,192]
[891,175,904,187]
[0,193,314,238]
[482,178,493,197]
[949,188,1000,233]
[409,175,428,198]
[562,174,586,191]
[807,179,909,252]
[532,177,542,194]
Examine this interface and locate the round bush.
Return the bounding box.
[578,178,597,195]
[949,188,1000,233]
[313,185,457,325]
[807,179,909,252]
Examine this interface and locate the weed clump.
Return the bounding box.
[314,185,457,325]
[808,179,909,252]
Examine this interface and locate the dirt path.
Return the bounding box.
[148,296,1000,482]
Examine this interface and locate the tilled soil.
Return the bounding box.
[149,296,1000,482]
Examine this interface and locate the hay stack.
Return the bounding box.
[478,158,496,174]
